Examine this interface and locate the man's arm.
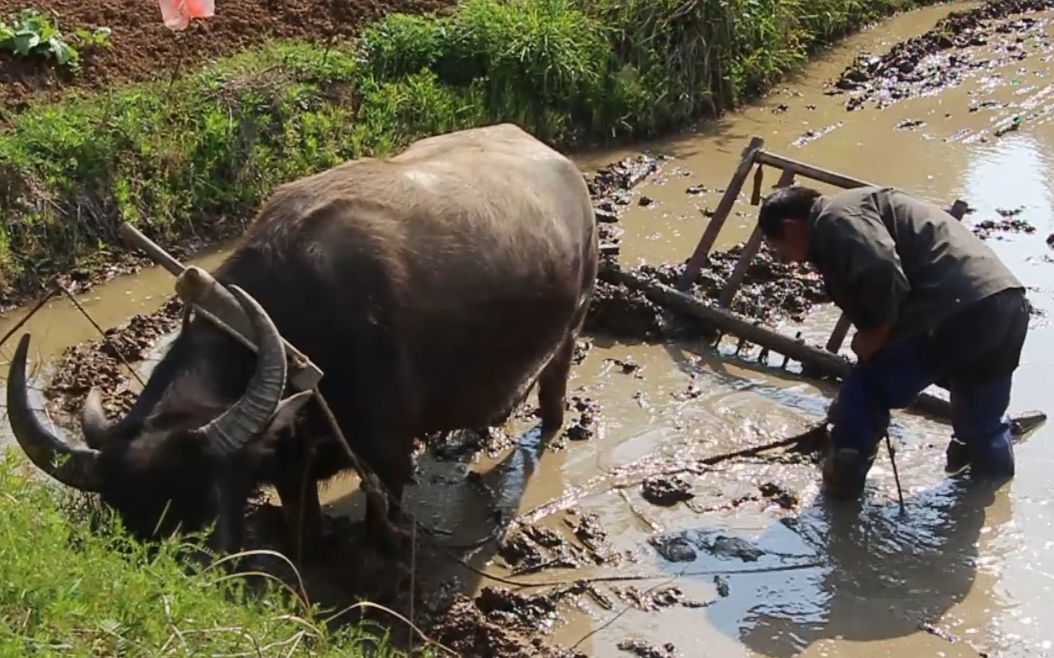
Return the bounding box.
[816,215,910,359]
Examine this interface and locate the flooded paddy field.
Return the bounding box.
[3,1,1054,656]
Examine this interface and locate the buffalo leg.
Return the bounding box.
[538,336,575,431]
[363,438,414,552]
[274,464,323,561]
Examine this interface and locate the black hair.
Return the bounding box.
[757,185,822,239]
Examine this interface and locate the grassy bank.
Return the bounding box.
[0,451,403,656]
[0,0,927,302]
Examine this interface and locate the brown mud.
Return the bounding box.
[832,0,1054,110]
[43,299,182,423]
[0,0,452,112]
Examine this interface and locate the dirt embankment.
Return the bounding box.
[0,0,452,112]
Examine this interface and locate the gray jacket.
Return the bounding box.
[807,186,1022,339]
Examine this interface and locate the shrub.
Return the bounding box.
[361,0,611,140]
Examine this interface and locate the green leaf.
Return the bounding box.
[12,32,39,56]
[49,37,78,66]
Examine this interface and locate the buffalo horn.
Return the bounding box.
[6,334,104,492]
[197,285,288,456]
[80,387,113,449]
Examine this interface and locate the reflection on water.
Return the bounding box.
[733,480,1003,658]
[3,3,1054,657]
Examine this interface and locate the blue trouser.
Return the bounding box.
[831,288,1029,479]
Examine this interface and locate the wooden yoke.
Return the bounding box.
[118,223,323,391]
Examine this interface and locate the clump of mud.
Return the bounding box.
[585,279,684,340]
[586,243,826,341]
[618,639,682,657]
[972,218,1037,239]
[587,154,661,259]
[650,530,764,564]
[614,585,709,611]
[429,426,515,461]
[625,243,826,326]
[44,298,183,422]
[572,339,593,365]
[758,481,799,509]
[641,474,695,506]
[564,508,624,565]
[832,0,1054,110]
[498,506,628,575]
[971,208,1036,240]
[431,588,588,658]
[565,396,601,442]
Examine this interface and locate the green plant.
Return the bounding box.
[0,0,937,304]
[0,450,402,656]
[0,9,111,69]
[362,0,612,140]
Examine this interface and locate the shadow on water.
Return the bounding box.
[306,413,567,614]
[667,477,1006,657]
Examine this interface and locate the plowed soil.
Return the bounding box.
[0,0,453,112]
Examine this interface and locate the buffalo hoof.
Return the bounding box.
[539,408,565,433]
[367,515,412,556]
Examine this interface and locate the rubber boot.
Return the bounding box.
[822,447,874,500]
[946,425,1015,479]
[969,432,1015,480]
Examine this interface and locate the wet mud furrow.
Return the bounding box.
[833,0,1054,110]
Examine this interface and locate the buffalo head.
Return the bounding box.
[7,285,312,549]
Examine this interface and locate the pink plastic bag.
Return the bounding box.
[157,0,215,31]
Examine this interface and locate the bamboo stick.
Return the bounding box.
[679,137,764,290]
[718,169,797,308]
[753,150,876,189]
[118,223,323,390]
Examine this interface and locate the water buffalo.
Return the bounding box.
[8,123,598,555]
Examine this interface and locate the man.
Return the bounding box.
[757,185,1029,499]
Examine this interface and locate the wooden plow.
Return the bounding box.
[604,136,1044,428]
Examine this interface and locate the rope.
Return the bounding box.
[59,284,146,387]
[0,286,59,352]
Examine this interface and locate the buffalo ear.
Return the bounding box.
[249,390,315,454]
[266,390,314,435]
[202,390,313,459]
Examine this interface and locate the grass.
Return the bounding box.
[0,450,412,656]
[0,0,932,298]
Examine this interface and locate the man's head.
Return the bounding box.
[757,185,822,263]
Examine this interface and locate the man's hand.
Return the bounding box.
[851,324,892,362]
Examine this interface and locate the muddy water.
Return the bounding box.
[4,2,1054,656]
